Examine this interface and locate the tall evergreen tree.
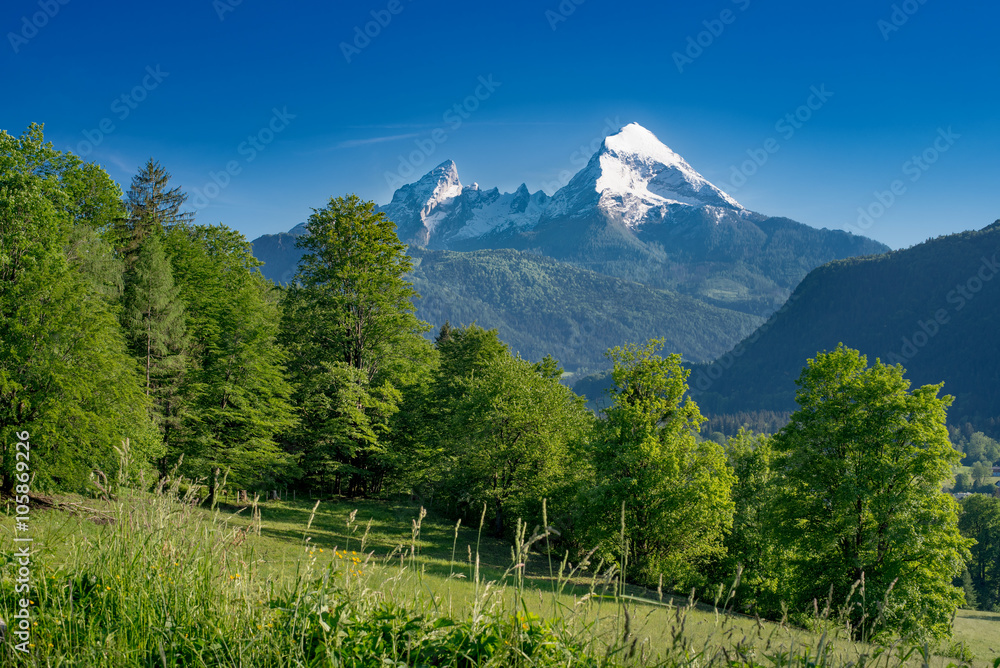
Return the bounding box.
[122,232,189,438]
[114,159,194,267]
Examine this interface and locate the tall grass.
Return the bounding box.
[0,476,992,667]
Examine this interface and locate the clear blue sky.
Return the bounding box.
[3,0,997,249]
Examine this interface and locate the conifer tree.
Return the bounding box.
[114,159,194,267]
[122,233,189,439]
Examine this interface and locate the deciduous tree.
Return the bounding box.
[280,195,429,495]
[586,339,735,588]
[0,126,161,492]
[772,345,971,641]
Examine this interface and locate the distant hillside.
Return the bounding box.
[408,248,762,374]
[690,221,1000,430]
[250,227,764,374]
[250,223,307,285]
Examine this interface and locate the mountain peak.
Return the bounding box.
[603,123,687,167]
[589,122,743,214]
[421,159,461,187]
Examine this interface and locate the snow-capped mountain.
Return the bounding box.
[252,121,888,326]
[382,122,746,249]
[381,160,550,248]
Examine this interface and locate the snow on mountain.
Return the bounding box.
[598,123,742,210]
[382,123,744,247]
[380,160,549,247]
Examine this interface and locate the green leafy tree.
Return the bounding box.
[772,345,971,641]
[436,329,592,536]
[533,354,563,380]
[164,224,297,495]
[953,472,971,493]
[963,432,1000,466]
[718,429,783,613]
[586,339,735,588]
[0,126,161,492]
[958,494,1000,610]
[955,566,978,610]
[280,195,429,495]
[387,324,499,502]
[971,460,993,488]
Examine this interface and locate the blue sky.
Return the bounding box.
[3,0,997,249]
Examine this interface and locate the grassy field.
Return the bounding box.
[1,484,998,666]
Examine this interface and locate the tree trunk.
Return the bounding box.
[208,467,220,507]
[493,499,504,538]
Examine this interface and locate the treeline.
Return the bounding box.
[0,127,295,497]
[0,126,992,642]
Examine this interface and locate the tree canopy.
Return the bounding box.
[772,344,971,641]
[586,339,735,588]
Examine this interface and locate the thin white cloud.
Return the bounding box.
[337,133,421,148]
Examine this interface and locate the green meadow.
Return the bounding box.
[2,483,997,667]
